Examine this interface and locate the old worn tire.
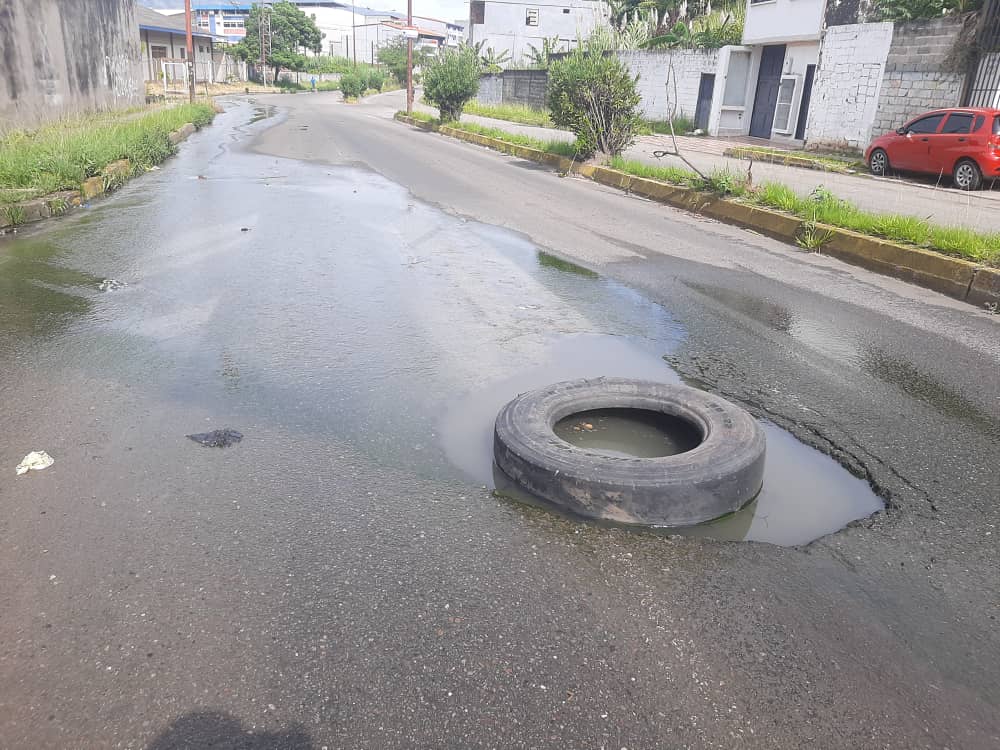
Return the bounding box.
[494,378,765,527]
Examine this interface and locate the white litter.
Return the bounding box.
[15,451,54,475]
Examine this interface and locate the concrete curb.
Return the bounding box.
[1,122,200,233]
[724,146,860,174]
[395,113,998,307]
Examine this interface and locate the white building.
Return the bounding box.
[709,0,823,141]
[413,15,465,48]
[468,0,606,65]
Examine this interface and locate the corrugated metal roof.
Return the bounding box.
[136,6,217,38]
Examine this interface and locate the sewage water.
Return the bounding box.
[553,408,702,458]
[0,100,882,547]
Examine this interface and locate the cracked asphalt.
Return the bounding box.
[0,93,997,749]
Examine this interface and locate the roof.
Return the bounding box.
[190,1,400,16]
[383,21,446,38]
[136,6,217,38]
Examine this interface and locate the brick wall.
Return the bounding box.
[617,50,719,121]
[870,14,971,136]
[805,22,893,151]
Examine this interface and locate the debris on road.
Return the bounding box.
[186,429,243,448]
[16,451,54,475]
[98,279,127,292]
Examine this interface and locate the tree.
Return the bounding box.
[548,46,642,159]
[378,39,432,85]
[231,1,323,83]
[524,37,561,69]
[423,47,482,122]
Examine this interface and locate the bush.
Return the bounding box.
[422,47,481,123]
[547,48,642,159]
[366,68,386,92]
[339,72,365,99]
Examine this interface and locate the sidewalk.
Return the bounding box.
[415,100,1000,235]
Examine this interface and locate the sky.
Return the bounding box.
[139,0,470,24]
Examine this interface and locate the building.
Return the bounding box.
[137,5,222,83]
[468,0,606,65]
[412,15,466,48]
[709,0,823,141]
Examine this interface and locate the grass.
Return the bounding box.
[0,102,216,204]
[729,145,863,172]
[445,120,580,158]
[461,101,553,127]
[608,157,747,196]
[639,116,697,136]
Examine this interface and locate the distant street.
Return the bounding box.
[0,93,997,749]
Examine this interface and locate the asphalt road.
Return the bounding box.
[0,93,997,749]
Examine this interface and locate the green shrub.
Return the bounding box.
[339,72,365,99]
[316,80,339,92]
[366,68,386,92]
[423,47,481,122]
[548,48,642,159]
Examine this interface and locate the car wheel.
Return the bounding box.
[954,159,982,190]
[869,148,890,177]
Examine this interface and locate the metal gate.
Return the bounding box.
[963,0,1000,107]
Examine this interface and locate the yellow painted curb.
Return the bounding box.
[393,114,998,307]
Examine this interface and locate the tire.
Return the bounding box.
[869,148,890,177]
[953,158,982,191]
[494,378,766,527]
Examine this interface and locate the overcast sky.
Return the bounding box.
[139,0,470,24]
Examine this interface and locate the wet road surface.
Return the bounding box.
[1,97,998,748]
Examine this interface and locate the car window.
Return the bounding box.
[973,115,984,132]
[907,114,945,134]
[942,113,974,134]
[994,115,1000,135]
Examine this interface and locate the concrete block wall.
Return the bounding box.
[474,69,548,109]
[805,22,893,151]
[871,14,970,135]
[617,50,720,121]
[0,0,144,132]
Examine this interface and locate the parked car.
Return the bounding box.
[865,108,1000,190]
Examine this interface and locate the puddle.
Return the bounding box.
[553,408,701,458]
[0,100,883,547]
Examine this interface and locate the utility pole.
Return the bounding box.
[406,0,413,114]
[184,0,195,101]
[352,6,357,67]
[260,2,271,87]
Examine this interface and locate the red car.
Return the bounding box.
[865,107,1000,190]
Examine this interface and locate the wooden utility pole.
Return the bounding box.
[184,0,195,101]
[352,7,358,67]
[406,0,413,114]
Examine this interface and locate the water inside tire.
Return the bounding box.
[553,408,702,458]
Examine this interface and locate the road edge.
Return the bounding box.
[394,114,999,309]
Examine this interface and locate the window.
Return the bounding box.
[526,8,539,25]
[942,113,974,134]
[906,114,945,134]
[197,18,209,27]
[973,115,984,132]
[223,20,244,28]
[563,7,570,12]
[723,50,750,107]
[772,77,797,134]
[151,45,167,59]
[179,48,185,59]
[198,45,205,53]
[470,1,485,24]
[994,115,1000,135]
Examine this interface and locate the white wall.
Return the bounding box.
[470,0,605,64]
[617,50,720,121]
[804,22,893,150]
[743,0,824,45]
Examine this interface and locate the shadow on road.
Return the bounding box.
[147,711,313,750]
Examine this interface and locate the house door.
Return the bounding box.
[694,73,715,131]
[794,64,816,140]
[749,45,786,138]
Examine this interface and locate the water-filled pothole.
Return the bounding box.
[553,408,702,458]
